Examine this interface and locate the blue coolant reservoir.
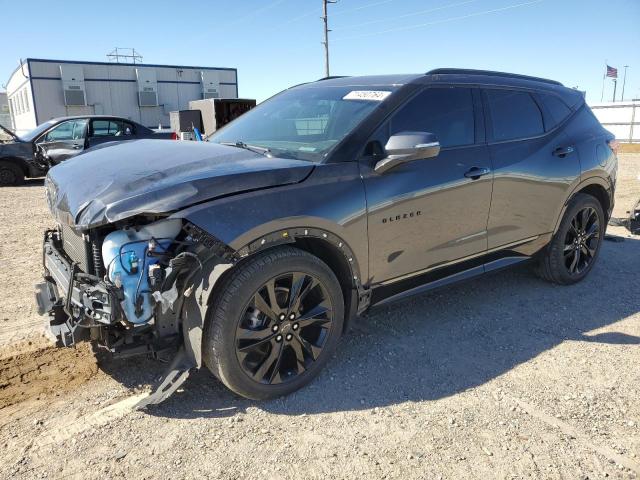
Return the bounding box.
[102,219,182,324]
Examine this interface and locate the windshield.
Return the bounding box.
[20,119,58,142]
[210,85,397,162]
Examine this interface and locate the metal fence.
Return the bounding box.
[590,101,639,143]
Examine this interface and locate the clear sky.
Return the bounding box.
[1,0,638,103]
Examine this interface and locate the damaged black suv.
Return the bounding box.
[35,69,617,406]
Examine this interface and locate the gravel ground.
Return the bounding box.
[0,154,638,479]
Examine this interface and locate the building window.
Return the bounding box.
[23,89,30,112]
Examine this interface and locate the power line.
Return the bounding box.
[331,0,398,16]
[333,0,545,41]
[270,0,397,31]
[334,0,481,30]
[224,0,289,29]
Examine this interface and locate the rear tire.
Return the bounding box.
[203,246,344,400]
[536,193,605,285]
[0,161,24,186]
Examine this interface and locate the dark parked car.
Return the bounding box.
[35,69,617,406]
[0,116,170,185]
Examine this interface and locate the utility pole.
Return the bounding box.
[621,65,629,101]
[322,0,337,77]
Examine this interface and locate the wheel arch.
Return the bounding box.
[233,227,366,332]
[553,176,613,234]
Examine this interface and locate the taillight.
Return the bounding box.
[171,132,178,140]
[608,139,620,156]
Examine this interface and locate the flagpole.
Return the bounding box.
[600,63,606,102]
[612,78,617,102]
[621,65,628,101]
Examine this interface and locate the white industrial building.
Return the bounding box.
[590,101,639,143]
[0,92,9,129]
[6,58,238,132]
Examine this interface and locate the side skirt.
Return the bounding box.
[368,235,550,308]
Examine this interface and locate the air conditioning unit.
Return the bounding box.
[201,71,220,99]
[60,65,87,106]
[136,68,158,107]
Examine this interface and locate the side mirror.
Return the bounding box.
[374,131,440,174]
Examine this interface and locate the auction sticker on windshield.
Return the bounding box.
[343,90,392,101]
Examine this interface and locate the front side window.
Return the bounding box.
[486,89,544,141]
[72,119,88,140]
[210,85,397,161]
[390,87,475,148]
[43,119,87,142]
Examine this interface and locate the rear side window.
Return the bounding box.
[538,93,572,130]
[390,87,475,148]
[485,90,544,141]
[92,120,135,137]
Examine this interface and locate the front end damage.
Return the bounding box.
[34,218,237,407]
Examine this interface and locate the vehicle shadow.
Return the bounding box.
[99,231,640,419]
[17,178,45,187]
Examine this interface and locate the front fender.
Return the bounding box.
[170,162,369,369]
[173,162,369,281]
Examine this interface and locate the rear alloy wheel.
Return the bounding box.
[204,246,344,400]
[536,193,605,285]
[563,206,600,276]
[0,161,24,186]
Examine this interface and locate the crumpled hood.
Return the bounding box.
[45,139,314,229]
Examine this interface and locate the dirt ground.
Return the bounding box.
[0,155,638,479]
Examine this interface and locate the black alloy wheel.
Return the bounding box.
[536,192,605,285]
[235,272,334,385]
[203,246,344,400]
[563,206,600,276]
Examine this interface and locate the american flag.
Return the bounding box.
[606,65,618,78]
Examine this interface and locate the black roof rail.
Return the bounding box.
[425,68,563,86]
[316,76,350,81]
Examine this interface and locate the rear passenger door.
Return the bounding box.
[87,119,136,148]
[483,89,580,249]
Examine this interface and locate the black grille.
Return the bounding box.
[60,224,92,273]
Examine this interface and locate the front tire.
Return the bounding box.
[203,246,344,400]
[537,193,605,285]
[0,161,24,186]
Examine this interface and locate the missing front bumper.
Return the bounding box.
[36,230,117,346]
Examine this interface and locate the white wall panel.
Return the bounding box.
[7,59,238,129]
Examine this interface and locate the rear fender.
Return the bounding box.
[552,175,613,235]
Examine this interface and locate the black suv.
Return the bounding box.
[36,69,617,406]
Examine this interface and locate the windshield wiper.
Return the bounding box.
[220,141,272,157]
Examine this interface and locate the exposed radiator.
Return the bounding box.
[60,224,92,274]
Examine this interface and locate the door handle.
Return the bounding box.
[464,166,491,180]
[553,145,574,158]
[72,144,82,149]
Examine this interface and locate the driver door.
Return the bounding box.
[38,119,88,165]
[361,87,493,284]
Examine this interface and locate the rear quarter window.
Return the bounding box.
[485,89,544,141]
[538,92,572,130]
